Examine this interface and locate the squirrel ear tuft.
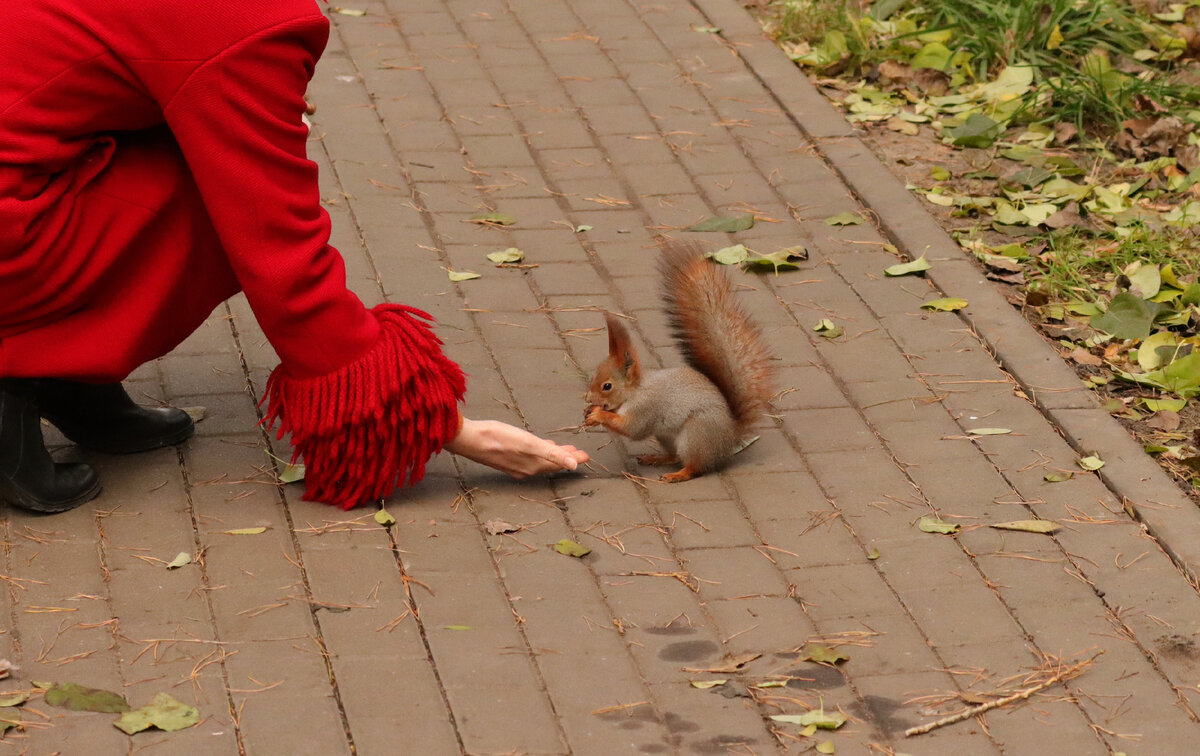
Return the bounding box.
[605,314,640,379]
[605,313,628,354]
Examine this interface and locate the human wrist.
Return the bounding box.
[446,413,470,454]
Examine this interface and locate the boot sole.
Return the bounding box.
[48,419,196,455]
[0,475,102,514]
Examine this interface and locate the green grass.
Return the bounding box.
[920,0,1200,128]
[1027,227,1200,302]
[764,0,1200,132]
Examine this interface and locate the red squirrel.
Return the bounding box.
[584,242,774,482]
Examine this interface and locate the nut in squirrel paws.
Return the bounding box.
[583,405,603,427]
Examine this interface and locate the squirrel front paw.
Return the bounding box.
[584,406,604,427]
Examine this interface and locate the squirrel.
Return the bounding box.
[583,241,774,482]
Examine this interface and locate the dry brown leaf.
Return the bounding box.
[485,519,520,535]
[1147,410,1182,431]
[878,60,913,83]
[1070,347,1103,367]
[682,652,761,674]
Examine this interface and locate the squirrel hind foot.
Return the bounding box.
[637,452,679,466]
[661,465,701,483]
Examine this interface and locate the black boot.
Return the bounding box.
[36,379,195,454]
[0,380,100,513]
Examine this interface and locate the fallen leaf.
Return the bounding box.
[44,683,130,713]
[165,552,191,570]
[878,60,913,82]
[911,40,953,70]
[754,680,787,688]
[920,297,968,312]
[867,547,881,560]
[770,708,847,729]
[0,707,17,735]
[946,113,1001,148]
[485,519,520,535]
[223,527,267,536]
[1043,472,1074,482]
[554,539,591,558]
[743,247,805,274]
[1142,397,1187,412]
[1137,332,1180,371]
[444,267,481,282]
[278,462,306,484]
[730,435,760,455]
[884,255,931,276]
[0,692,28,707]
[468,212,517,226]
[1125,261,1162,299]
[966,428,1012,436]
[817,741,836,754]
[990,520,1060,534]
[1146,410,1182,431]
[708,244,751,265]
[813,319,844,339]
[1070,347,1103,367]
[824,212,863,226]
[918,516,960,534]
[1091,292,1161,339]
[574,225,593,233]
[1078,455,1106,471]
[690,679,727,689]
[887,116,919,135]
[487,248,524,264]
[374,509,396,527]
[802,645,849,664]
[0,661,14,680]
[684,652,762,674]
[332,7,367,15]
[113,692,199,735]
[181,406,207,422]
[685,214,755,232]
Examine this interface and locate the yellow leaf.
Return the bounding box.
[990,520,1059,534]
[375,509,397,527]
[555,539,591,558]
[223,527,268,536]
[920,297,968,312]
[1078,455,1105,471]
[1047,25,1063,50]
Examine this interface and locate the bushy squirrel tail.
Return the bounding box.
[658,241,774,429]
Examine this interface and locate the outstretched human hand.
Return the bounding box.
[444,418,589,479]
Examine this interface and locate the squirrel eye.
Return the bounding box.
[602,381,613,391]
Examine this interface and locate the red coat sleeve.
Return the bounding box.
[163,14,368,377]
[162,13,464,508]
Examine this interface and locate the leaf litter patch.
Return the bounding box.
[754,0,1200,499]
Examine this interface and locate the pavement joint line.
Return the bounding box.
[340,2,688,746]
[687,0,1200,583]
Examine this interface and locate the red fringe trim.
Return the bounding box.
[262,304,466,509]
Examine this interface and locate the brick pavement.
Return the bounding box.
[19,0,1200,753]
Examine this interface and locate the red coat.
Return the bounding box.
[0,0,465,508]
